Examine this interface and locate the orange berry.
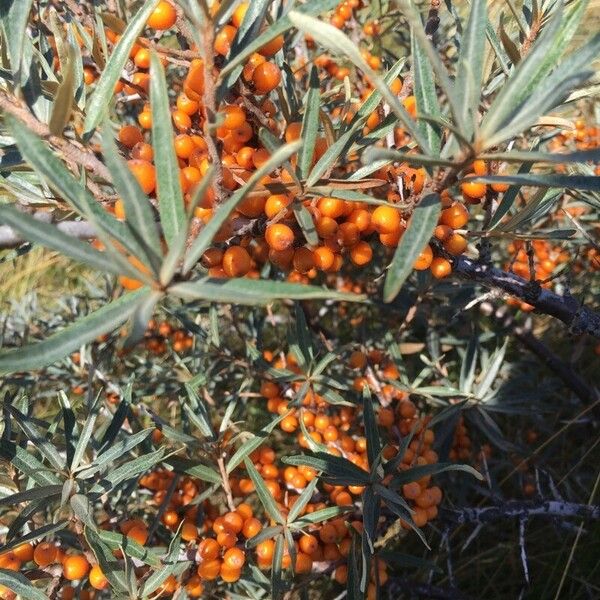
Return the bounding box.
[440,202,469,229]
[118,125,143,148]
[33,542,57,567]
[349,241,373,266]
[242,517,262,539]
[197,538,220,562]
[89,564,108,590]
[215,25,237,56]
[460,181,487,200]
[223,547,246,570]
[413,244,433,270]
[222,246,252,278]
[12,543,34,563]
[371,205,401,234]
[430,257,452,279]
[197,558,221,580]
[127,159,156,194]
[295,552,313,574]
[221,105,246,130]
[265,223,294,251]
[147,1,177,30]
[443,233,468,255]
[259,34,284,57]
[62,555,90,581]
[252,62,282,94]
[220,564,242,582]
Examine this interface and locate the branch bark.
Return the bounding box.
[442,500,600,525]
[451,254,600,338]
[0,90,112,183]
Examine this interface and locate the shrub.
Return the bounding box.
[0,0,599,598]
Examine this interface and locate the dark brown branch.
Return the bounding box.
[452,254,600,338]
[442,501,600,525]
[0,90,112,183]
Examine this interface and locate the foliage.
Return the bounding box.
[0,0,599,599]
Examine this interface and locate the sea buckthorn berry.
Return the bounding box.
[349,241,373,266]
[265,223,294,251]
[128,159,156,194]
[176,93,199,115]
[317,196,345,219]
[491,182,510,193]
[430,257,452,279]
[461,181,487,200]
[293,247,315,274]
[222,246,252,278]
[197,558,221,580]
[295,552,313,574]
[132,141,154,161]
[62,555,90,581]
[232,2,249,27]
[147,1,177,30]
[371,205,401,235]
[221,105,246,130]
[440,202,469,229]
[197,538,220,562]
[220,564,242,582]
[89,564,108,590]
[259,34,284,57]
[285,122,302,142]
[33,542,57,567]
[242,517,262,539]
[413,244,433,270]
[252,62,282,94]
[443,233,468,255]
[12,543,34,562]
[265,194,292,218]
[215,25,237,56]
[118,125,143,148]
[313,246,335,271]
[174,134,195,159]
[223,547,246,570]
[472,160,487,176]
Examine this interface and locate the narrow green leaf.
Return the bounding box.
[0,570,48,600]
[182,139,302,273]
[165,458,221,484]
[220,0,340,77]
[288,11,430,153]
[299,67,321,179]
[0,289,147,374]
[399,0,465,135]
[383,193,441,303]
[363,147,454,168]
[244,458,285,525]
[291,505,352,527]
[0,441,61,486]
[101,123,162,270]
[287,478,319,523]
[283,453,370,485]
[1,0,34,78]
[454,0,487,137]
[482,148,600,164]
[391,462,483,487]
[411,30,441,154]
[89,448,165,495]
[48,44,77,136]
[292,202,319,246]
[0,205,121,275]
[0,521,67,554]
[170,277,365,305]
[7,406,65,470]
[480,3,564,140]
[468,173,600,192]
[307,58,405,187]
[227,413,287,474]
[84,0,160,135]
[362,387,381,470]
[0,485,63,507]
[150,51,186,249]
[122,290,163,349]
